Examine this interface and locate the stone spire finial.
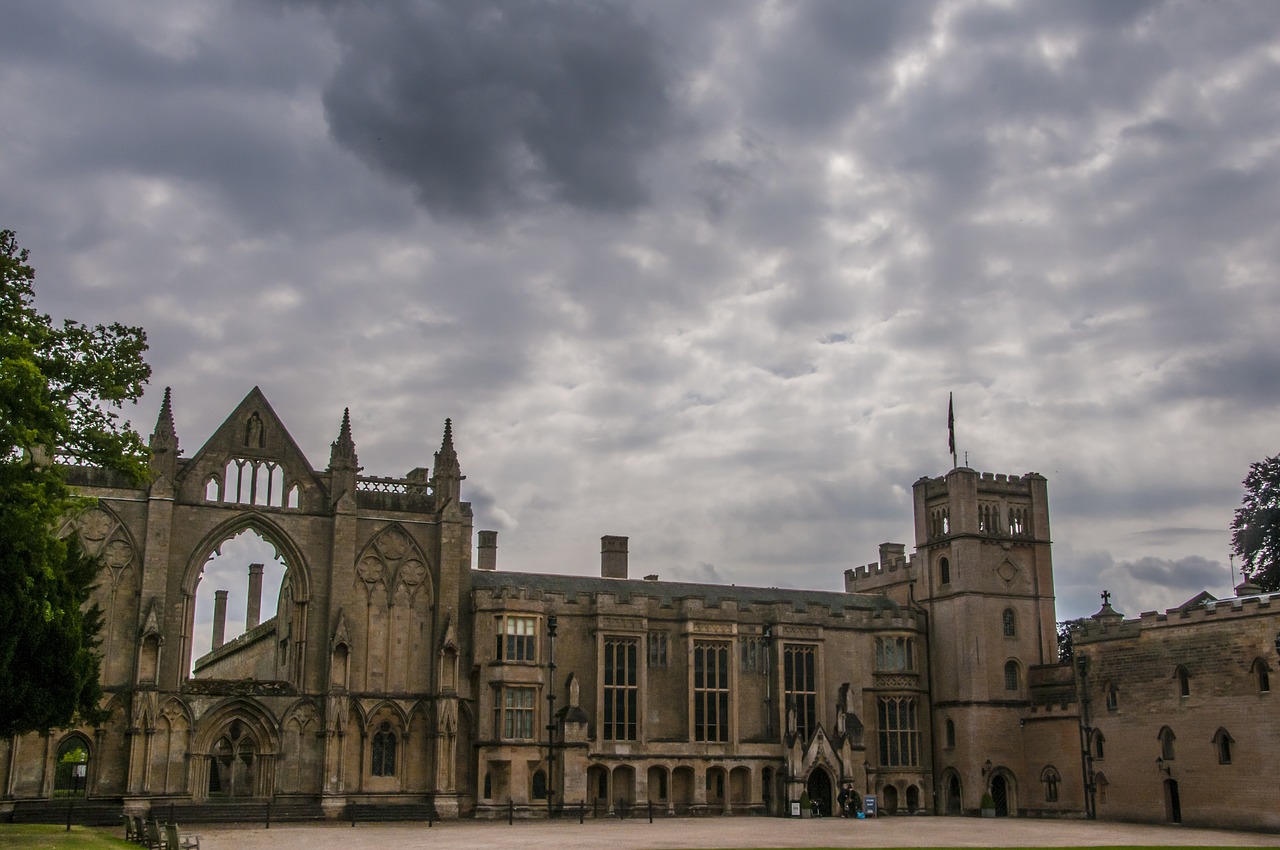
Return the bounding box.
[148,387,179,477]
[328,408,359,473]
[431,418,465,505]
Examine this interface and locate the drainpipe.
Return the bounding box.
[1075,653,1096,819]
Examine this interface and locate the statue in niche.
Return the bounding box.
[245,413,264,448]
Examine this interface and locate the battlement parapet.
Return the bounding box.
[1076,592,1278,644]
[844,548,917,590]
[917,469,1044,500]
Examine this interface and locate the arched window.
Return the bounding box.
[1002,609,1016,637]
[1093,730,1105,760]
[532,769,548,799]
[1094,771,1108,805]
[1252,658,1271,694]
[1158,726,1176,760]
[1212,728,1233,765]
[1004,660,1020,691]
[1174,665,1190,698]
[945,717,956,749]
[1105,682,1119,711]
[371,721,397,777]
[1040,766,1060,803]
[939,557,950,585]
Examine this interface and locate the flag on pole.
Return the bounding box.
[947,393,956,463]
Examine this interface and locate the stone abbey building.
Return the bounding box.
[1,389,1276,831]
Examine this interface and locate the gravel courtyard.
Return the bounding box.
[184,815,1279,850]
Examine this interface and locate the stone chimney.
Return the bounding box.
[212,590,229,649]
[477,530,498,571]
[246,563,264,630]
[601,536,628,579]
[879,542,906,568]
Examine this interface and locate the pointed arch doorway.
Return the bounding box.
[806,767,833,817]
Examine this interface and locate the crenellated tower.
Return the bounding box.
[911,467,1066,816]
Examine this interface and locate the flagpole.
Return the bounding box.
[948,393,957,470]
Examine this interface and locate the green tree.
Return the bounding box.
[0,230,150,737]
[1231,455,1280,593]
[1056,618,1084,663]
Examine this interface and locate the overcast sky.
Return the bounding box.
[5,0,1279,623]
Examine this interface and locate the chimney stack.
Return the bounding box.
[246,563,264,630]
[601,535,629,579]
[212,590,229,649]
[477,530,498,571]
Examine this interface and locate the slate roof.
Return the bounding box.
[471,569,903,617]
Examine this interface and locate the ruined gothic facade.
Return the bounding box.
[1,389,1275,831]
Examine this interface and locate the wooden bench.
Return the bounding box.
[165,822,201,850]
[143,819,164,850]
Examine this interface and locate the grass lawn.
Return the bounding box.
[0,824,132,849]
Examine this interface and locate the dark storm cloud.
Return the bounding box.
[5,0,1280,611]
[1124,555,1227,590]
[320,1,675,219]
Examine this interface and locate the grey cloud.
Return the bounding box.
[749,1,938,133]
[1157,347,1280,407]
[666,562,726,585]
[1123,555,1227,589]
[320,1,675,219]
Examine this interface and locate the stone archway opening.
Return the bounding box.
[991,774,1010,816]
[191,529,287,676]
[207,719,260,799]
[946,772,962,814]
[54,736,90,798]
[882,783,899,815]
[806,766,833,817]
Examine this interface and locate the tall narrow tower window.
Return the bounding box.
[1004,660,1020,691]
[1175,665,1190,698]
[1002,609,1016,637]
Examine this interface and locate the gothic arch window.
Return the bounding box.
[945,717,956,749]
[1252,657,1271,694]
[1158,726,1176,760]
[1174,665,1190,698]
[204,475,221,501]
[938,557,950,586]
[1004,660,1020,692]
[1092,730,1105,760]
[371,721,397,777]
[1212,728,1233,765]
[532,769,548,800]
[1002,609,1016,637]
[1040,766,1060,803]
[1105,682,1119,711]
